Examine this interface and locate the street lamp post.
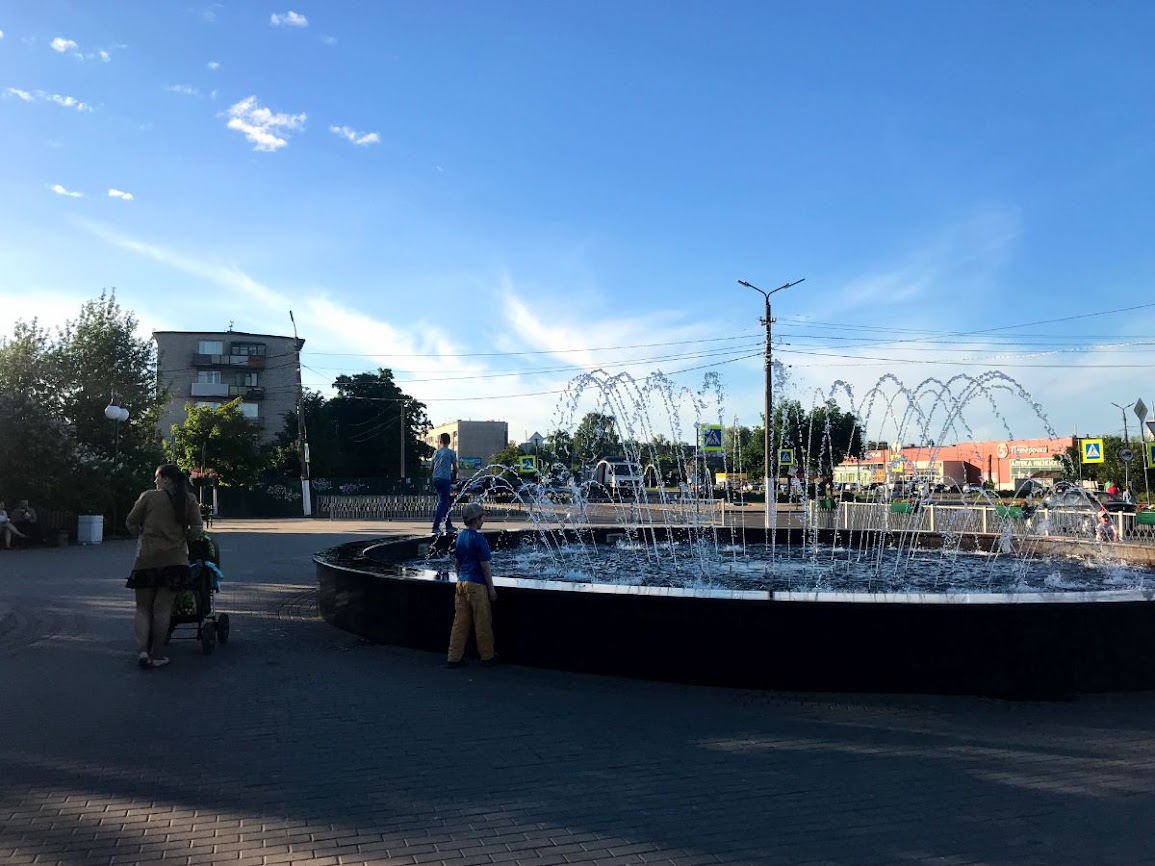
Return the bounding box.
[738,277,805,529]
[1111,400,1136,494]
[105,399,129,535]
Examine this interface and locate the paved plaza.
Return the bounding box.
[2,518,1155,865]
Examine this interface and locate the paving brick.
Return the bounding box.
[4,520,1155,866]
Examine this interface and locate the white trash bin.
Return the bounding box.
[77,514,104,545]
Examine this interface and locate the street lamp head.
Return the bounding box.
[105,404,129,422]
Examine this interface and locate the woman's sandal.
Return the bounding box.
[149,657,170,668]
[138,651,151,669]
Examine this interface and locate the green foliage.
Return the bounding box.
[272,371,431,479]
[771,398,863,477]
[1057,434,1144,492]
[0,292,165,519]
[572,412,621,466]
[168,399,267,487]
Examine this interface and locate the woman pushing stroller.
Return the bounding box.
[125,464,202,669]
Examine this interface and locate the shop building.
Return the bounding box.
[424,420,509,477]
[833,437,1074,491]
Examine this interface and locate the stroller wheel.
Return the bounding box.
[201,621,217,655]
[217,613,231,645]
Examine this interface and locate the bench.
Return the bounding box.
[9,508,73,547]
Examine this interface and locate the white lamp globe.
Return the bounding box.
[104,404,120,420]
[117,406,130,422]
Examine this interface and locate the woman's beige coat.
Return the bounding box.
[125,489,203,570]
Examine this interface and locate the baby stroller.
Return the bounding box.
[169,532,231,655]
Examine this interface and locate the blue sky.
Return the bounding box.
[2,1,1154,449]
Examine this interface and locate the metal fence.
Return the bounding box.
[316,494,727,526]
[823,501,1153,540]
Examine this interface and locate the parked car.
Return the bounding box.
[1041,483,1134,513]
[1096,491,1137,513]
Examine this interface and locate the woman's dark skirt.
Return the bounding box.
[126,563,193,590]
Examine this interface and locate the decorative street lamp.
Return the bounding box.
[106,399,130,536]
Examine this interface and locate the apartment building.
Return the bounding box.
[424,420,509,476]
[153,330,302,443]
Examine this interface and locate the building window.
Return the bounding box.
[197,371,222,384]
[240,372,260,387]
[239,402,259,419]
[194,401,221,410]
[230,342,266,357]
[198,340,224,355]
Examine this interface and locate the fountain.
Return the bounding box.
[316,370,1155,697]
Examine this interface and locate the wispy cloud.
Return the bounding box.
[49,36,116,61]
[207,60,220,71]
[224,96,305,152]
[8,89,94,111]
[108,189,134,201]
[49,184,83,198]
[46,92,92,112]
[320,35,337,46]
[329,125,380,146]
[165,84,200,97]
[0,30,6,40]
[270,11,308,27]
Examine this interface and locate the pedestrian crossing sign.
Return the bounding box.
[778,448,795,466]
[518,455,537,474]
[700,424,723,452]
[1081,438,1104,464]
[1147,442,1155,469]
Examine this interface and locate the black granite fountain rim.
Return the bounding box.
[313,531,1155,605]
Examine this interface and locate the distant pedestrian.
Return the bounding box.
[446,502,498,668]
[431,432,458,536]
[125,464,203,669]
[10,499,39,544]
[0,501,28,549]
[1096,512,1117,542]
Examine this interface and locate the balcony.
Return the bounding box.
[192,353,266,369]
[190,384,265,400]
[190,382,229,398]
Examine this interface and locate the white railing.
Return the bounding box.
[817,501,1151,540]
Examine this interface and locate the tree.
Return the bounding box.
[53,291,167,517]
[0,322,75,504]
[572,412,621,467]
[168,399,267,487]
[271,370,432,480]
[0,293,166,520]
[1056,435,1138,493]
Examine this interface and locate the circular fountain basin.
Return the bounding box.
[315,527,1155,698]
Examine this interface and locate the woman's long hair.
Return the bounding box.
[156,464,192,526]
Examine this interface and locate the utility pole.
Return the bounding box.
[738,277,805,529]
[1111,400,1135,494]
[289,311,312,516]
[399,400,407,481]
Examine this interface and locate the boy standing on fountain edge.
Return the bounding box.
[431,432,458,536]
[446,502,498,668]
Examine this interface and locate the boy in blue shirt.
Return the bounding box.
[446,502,497,667]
